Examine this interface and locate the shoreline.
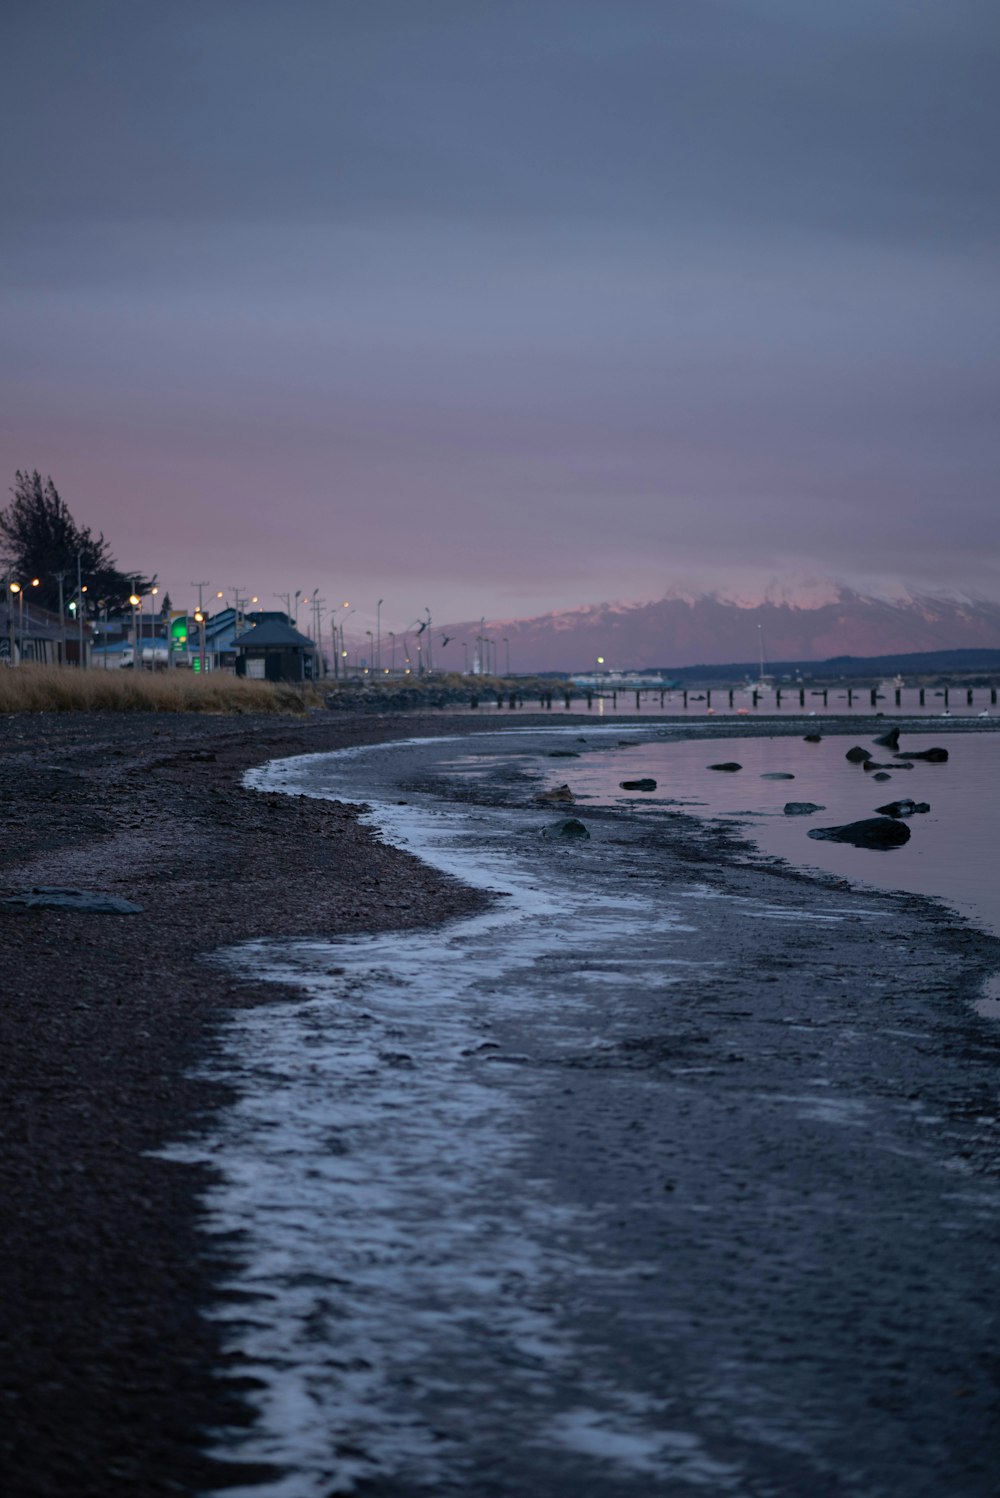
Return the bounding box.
[1,709,998,1495]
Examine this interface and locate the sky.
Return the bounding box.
[2,0,999,637]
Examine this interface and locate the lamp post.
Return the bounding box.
[376,598,383,674]
[148,587,158,668]
[9,582,21,664]
[389,631,396,674]
[193,610,206,674]
[129,592,141,668]
[503,636,510,677]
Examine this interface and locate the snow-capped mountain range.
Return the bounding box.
[446,584,1000,674]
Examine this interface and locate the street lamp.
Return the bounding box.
[503,636,510,677]
[193,610,206,674]
[129,593,141,668]
[148,587,159,669]
[9,582,21,663]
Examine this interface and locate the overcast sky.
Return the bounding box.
[2,0,998,631]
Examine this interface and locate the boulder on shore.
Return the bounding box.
[784,802,826,816]
[541,817,590,840]
[536,784,575,803]
[620,778,657,791]
[845,746,873,763]
[808,818,911,849]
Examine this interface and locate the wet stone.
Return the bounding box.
[875,799,931,819]
[540,818,590,840]
[708,762,742,772]
[620,778,657,791]
[808,818,911,849]
[783,802,826,816]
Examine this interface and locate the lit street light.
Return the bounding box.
[129,593,141,668]
[9,582,22,663]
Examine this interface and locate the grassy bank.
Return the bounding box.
[0,665,321,714]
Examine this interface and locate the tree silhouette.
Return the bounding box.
[0,471,152,615]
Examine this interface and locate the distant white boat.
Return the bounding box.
[745,624,772,693]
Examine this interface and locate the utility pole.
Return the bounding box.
[190,580,210,674]
[76,552,85,667]
[54,571,68,664]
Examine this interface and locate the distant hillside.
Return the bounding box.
[664,648,1000,685]
[443,586,1000,674]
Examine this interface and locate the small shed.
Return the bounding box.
[232,618,317,683]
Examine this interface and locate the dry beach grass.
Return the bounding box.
[0,664,321,715]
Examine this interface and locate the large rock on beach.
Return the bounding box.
[808,818,911,849]
[620,778,657,791]
[784,802,826,816]
[845,746,873,764]
[0,886,143,913]
[536,784,575,803]
[541,817,590,840]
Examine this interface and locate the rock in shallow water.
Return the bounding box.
[808,818,911,849]
[784,802,826,816]
[620,778,657,791]
[0,886,143,913]
[875,799,930,818]
[845,746,872,764]
[708,762,742,772]
[761,772,795,780]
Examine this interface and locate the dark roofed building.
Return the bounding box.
[232,616,318,683]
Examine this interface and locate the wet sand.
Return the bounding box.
[0,709,998,1495]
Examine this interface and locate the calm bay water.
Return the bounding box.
[556,728,1000,937]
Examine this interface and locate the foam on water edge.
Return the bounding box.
[162,732,753,1495]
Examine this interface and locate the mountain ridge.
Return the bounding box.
[443,584,1000,673]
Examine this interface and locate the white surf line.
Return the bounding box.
[161,736,744,1496]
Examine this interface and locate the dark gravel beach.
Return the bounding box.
[0,708,493,1498]
[1,708,998,1497]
